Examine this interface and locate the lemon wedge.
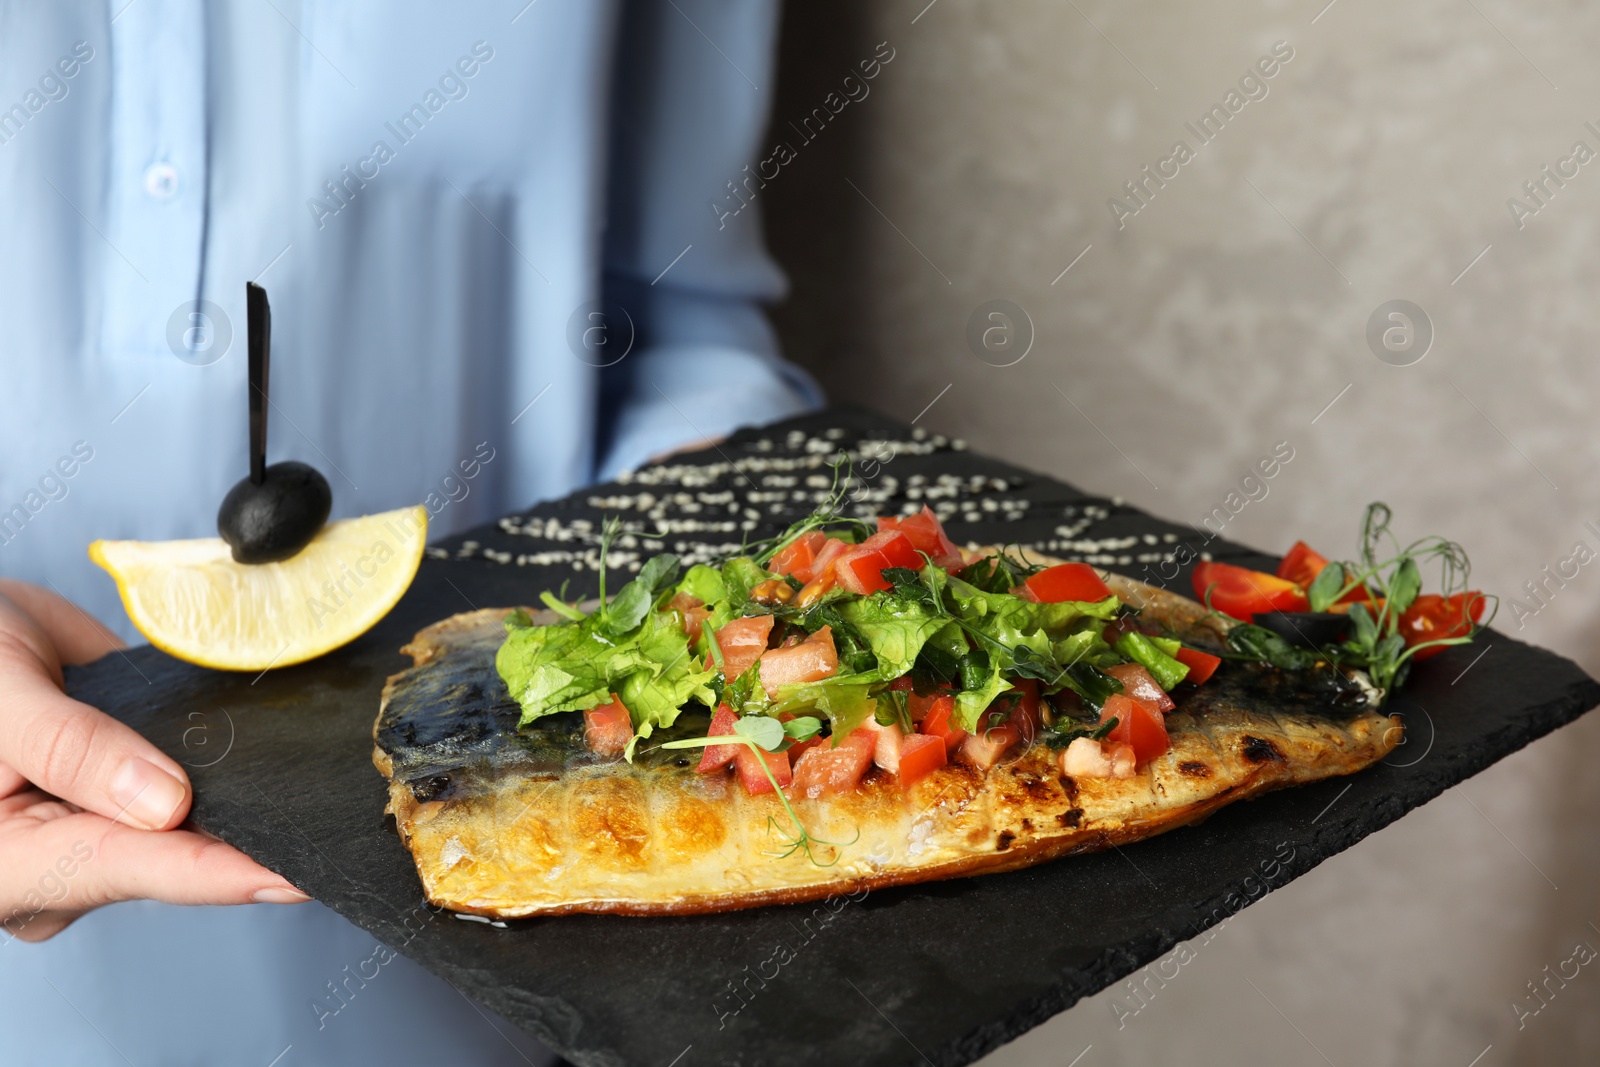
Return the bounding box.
[90,505,428,671]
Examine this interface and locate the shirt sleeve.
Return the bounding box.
[595,0,824,481]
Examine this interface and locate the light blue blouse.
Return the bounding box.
[0,1,819,1062]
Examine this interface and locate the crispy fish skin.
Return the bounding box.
[374,570,1400,918]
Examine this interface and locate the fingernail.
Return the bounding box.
[111,758,187,830]
[253,886,312,904]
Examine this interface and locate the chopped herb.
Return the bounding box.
[1038,715,1119,749]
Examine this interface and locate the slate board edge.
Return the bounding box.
[934,665,1600,1067]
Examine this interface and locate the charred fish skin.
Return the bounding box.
[373,573,1401,919]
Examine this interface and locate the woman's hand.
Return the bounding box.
[0,580,308,943]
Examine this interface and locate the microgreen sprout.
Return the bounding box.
[746,457,873,566]
[1202,503,1498,697]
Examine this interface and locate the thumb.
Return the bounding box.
[0,642,192,831]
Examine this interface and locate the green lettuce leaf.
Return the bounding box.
[771,675,879,743]
[953,657,1012,732]
[1115,631,1190,690]
[838,592,950,677]
[495,621,614,724]
[675,563,727,607]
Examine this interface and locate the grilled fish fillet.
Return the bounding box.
[373,571,1399,917]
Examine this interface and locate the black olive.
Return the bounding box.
[217,461,332,564]
[1255,610,1351,649]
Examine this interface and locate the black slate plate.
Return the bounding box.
[66,408,1600,1067]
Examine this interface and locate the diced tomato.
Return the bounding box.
[668,592,711,637]
[1399,592,1486,660]
[1059,736,1136,780]
[897,732,947,786]
[789,728,876,799]
[1098,692,1169,765]
[583,695,633,759]
[1006,678,1042,744]
[1173,646,1221,686]
[1275,540,1329,589]
[957,719,1020,771]
[712,615,774,680]
[811,537,851,576]
[770,531,828,584]
[1192,560,1308,622]
[1104,663,1175,714]
[758,625,839,697]
[917,694,969,754]
[834,530,922,595]
[907,687,952,722]
[1022,563,1114,604]
[877,506,964,570]
[794,537,851,605]
[785,732,827,765]
[695,704,742,772]
[857,716,905,773]
[889,675,916,692]
[734,744,792,795]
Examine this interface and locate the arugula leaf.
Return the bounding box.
[1038,715,1119,749]
[954,552,1042,594]
[911,641,962,692]
[959,647,993,691]
[723,660,768,714]
[953,655,1012,732]
[1007,644,1059,684]
[799,601,878,675]
[880,566,932,602]
[1225,623,1320,671]
[1055,661,1124,711]
[875,688,914,731]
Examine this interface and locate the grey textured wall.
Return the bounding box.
[764,2,1600,1063]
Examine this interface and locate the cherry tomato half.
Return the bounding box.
[1173,646,1221,686]
[1275,540,1329,589]
[1399,592,1486,660]
[1192,560,1308,622]
[1020,563,1113,604]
